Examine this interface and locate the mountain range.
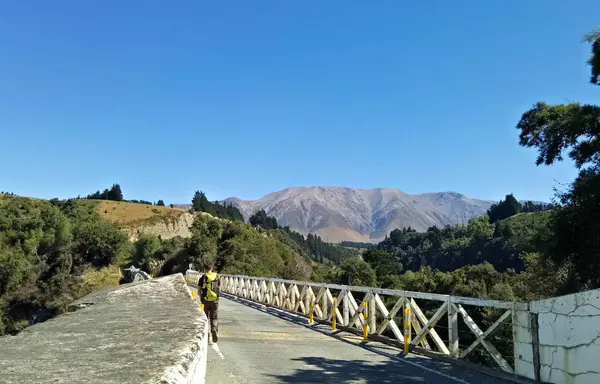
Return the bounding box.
[219,186,498,243]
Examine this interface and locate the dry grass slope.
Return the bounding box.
[313,226,372,243]
[1,195,190,229]
[96,200,188,229]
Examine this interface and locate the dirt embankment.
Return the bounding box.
[97,200,196,241]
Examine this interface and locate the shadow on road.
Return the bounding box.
[269,356,433,383]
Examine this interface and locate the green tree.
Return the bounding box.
[187,214,223,267]
[467,215,493,242]
[224,203,244,221]
[131,234,162,271]
[487,194,521,223]
[191,191,211,213]
[85,183,123,201]
[71,219,129,268]
[516,28,600,291]
[106,184,123,201]
[0,197,129,334]
[362,248,401,283]
[338,258,377,287]
[156,200,165,206]
[249,209,279,229]
[191,191,244,221]
[585,28,600,85]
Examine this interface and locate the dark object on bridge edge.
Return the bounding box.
[120,265,151,284]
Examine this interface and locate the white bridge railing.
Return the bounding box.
[185,270,202,286]
[185,271,533,375]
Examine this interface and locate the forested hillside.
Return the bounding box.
[0,192,319,336]
[248,209,360,264]
[0,195,129,335]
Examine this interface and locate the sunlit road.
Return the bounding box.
[192,289,508,384]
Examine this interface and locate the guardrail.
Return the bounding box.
[186,270,202,286]
[185,271,529,375]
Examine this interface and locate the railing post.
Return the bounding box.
[309,293,315,325]
[363,301,369,342]
[304,286,310,315]
[342,290,349,326]
[290,284,296,310]
[322,288,328,321]
[404,300,411,354]
[278,284,285,308]
[448,298,459,357]
[332,297,337,331]
[369,293,376,333]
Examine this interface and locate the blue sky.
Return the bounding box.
[1,1,598,204]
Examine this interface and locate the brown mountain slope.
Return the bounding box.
[222,186,494,243]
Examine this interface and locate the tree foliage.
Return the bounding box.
[375,206,550,276]
[86,183,123,201]
[128,199,152,205]
[515,28,600,291]
[248,210,358,264]
[249,209,279,229]
[0,196,130,335]
[284,228,354,264]
[337,257,377,287]
[0,193,324,335]
[131,234,183,275]
[487,194,521,223]
[487,195,553,223]
[157,213,314,281]
[521,201,553,213]
[339,241,373,249]
[84,184,161,206]
[191,191,244,221]
[584,28,600,86]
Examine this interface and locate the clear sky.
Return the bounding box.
[1,1,598,205]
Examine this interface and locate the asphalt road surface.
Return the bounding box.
[198,292,509,384]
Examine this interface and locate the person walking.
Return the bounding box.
[199,264,221,343]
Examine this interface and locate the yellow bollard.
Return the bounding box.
[332,297,337,331]
[404,305,411,354]
[309,294,315,325]
[363,301,369,342]
[191,290,196,302]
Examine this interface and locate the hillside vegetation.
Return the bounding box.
[0,195,129,335]
[0,192,322,335]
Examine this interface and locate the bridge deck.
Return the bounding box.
[199,291,508,384]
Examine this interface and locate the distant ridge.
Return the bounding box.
[219,186,497,243]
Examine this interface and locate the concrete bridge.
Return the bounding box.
[196,288,507,384]
[1,271,599,384]
[188,271,600,384]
